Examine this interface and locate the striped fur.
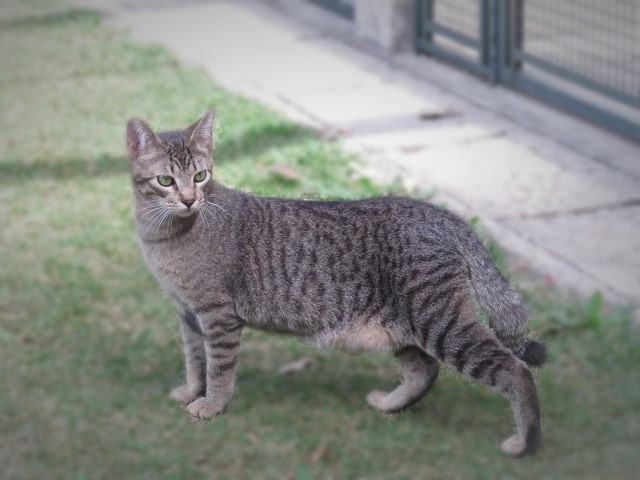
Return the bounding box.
[127,112,545,457]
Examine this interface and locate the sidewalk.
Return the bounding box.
[102,0,639,310]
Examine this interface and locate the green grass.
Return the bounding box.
[1,3,639,479]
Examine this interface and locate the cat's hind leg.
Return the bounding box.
[431,314,542,457]
[367,346,439,413]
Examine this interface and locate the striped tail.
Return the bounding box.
[461,239,547,367]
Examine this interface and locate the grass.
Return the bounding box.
[1,2,639,479]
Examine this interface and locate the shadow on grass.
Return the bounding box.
[215,122,318,164]
[0,154,130,183]
[0,123,318,184]
[0,8,100,30]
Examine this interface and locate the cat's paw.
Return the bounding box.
[169,384,202,406]
[501,433,539,458]
[186,397,224,420]
[366,390,394,413]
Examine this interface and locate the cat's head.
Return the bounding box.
[126,111,215,217]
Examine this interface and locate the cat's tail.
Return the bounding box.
[461,239,547,367]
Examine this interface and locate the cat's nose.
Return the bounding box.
[182,199,195,208]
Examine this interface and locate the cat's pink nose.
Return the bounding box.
[182,199,195,208]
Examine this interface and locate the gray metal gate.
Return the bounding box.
[415,0,640,142]
[309,0,354,20]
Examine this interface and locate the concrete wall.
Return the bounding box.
[354,0,413,52]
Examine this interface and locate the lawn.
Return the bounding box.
[1,2,639,479]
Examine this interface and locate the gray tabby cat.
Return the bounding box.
[126,111,546,458]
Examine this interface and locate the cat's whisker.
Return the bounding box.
[139,208,166,221]
[137,203,164,212]
[199,208,209,241]
[137,204,166,216]
[136,202,162,211]
[204,204,222,233]
[144,208,168,235]
[205,201,230,217]
[204,204,223,229]
[152,214,167,235]
[141,209,163,232]
[154,210,172,234]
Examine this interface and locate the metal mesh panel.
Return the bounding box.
[414,0,640,139]
[414,0,488,76]
[434,0,479,39]
[519,0,640,101]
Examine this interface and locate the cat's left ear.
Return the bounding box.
[126,118,163,162]
[184,110,215,156]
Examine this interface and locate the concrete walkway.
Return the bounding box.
[94,0,639,310]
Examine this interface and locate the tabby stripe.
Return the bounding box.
[423,289,452,322]
[404,281,431,312]
[408,260,444,283]
[149,184,168,196]
[486,363,502,386]
[280,243,290,284]
[291,244,304,279]
[211,359,237,374]
[194,301,230,314]
[182,311,202,335]
[335,286,345,317]
[206,340,239,350]
[361,223,369,252]
[206,323,242,337]
[354,281,363,305]
[407,270,449,304]
[452,340,475,371]
[470,339,495,359]
[301,271,310,296]
[435,315,457,359]
[220,322,244,333]
[410,254,439,264]
[455,323,476,341]
[487,348,508,362]
[416,287,447,321]
[469,358,494,379]
[251,241,265,292]
[210,351,237,361]
[421,293,454,345]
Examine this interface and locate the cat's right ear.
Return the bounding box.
[126,118,162,161]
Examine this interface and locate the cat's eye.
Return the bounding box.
[157,175,174,187]
[194,170,207,182]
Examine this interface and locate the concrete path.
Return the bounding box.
[90,0,639,311]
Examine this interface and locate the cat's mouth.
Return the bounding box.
[175,206,201,217]
[167,202,203,217]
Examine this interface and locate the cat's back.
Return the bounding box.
[243,193,470,247]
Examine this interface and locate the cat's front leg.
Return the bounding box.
[186,303,243,420]
[170,304,206,406]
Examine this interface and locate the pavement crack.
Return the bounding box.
[497,198,640,221]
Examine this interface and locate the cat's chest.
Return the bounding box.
[141,241,211,298]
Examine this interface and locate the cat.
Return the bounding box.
[126,111,546,458]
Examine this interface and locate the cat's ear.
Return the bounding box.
[126,118,163,161]
[184,110,215,155]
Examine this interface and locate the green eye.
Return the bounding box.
[157,175,174,186]
[194,170,207,182]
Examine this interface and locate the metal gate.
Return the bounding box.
[309,0,354,20]
[415,0,640,142]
